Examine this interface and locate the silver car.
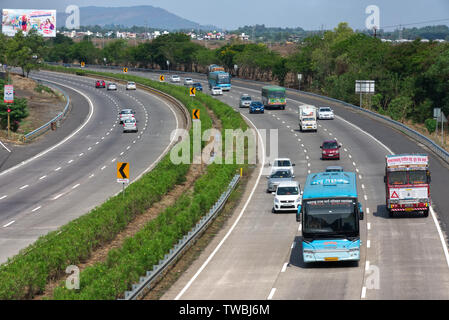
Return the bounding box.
[123,118,138,133]
[239,94,252,108]
[107,83,117,90]
[184,78,193,86]
[267,169,294,193]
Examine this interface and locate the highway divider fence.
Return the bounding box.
[23,79,71,142]
[122,174,240,300]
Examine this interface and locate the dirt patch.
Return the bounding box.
[0,74,65,143]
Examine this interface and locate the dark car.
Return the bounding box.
[321,139,341,160]
[95,80,106,88]
[192,82,203,91]
[249,101,264,114]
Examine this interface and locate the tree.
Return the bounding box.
[6,30,43,77]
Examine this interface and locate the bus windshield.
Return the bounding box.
[388,171,408,185]
[303,199,357,236]
[268,91,285,98]
[217,75,230,84]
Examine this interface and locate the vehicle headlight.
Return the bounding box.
[274,198,280,203]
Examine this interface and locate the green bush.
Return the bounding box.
[425,118,437,134]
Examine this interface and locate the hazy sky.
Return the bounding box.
[2,0,449,30]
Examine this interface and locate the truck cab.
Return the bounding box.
[298,104,317,132]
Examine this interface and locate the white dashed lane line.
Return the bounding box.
[0,195,7,200]
[31,206,41,213]
[3,221,15,228]
[19,185,29,190]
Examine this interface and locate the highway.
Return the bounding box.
[88,68,449,299]
[0,70,182,264]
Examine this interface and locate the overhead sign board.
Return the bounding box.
[117,162,129,183]
[355,80,375,94]
[4,85,14,103]
[2,9,56,37]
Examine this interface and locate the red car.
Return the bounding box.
[321,139,341,160]
[95,80,106,88]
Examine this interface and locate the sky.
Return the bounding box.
[1,0,449,30]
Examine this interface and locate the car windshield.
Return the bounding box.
[274,160,291,167]
[323,141,338,149]
[409,170,428,184]
[277,186,299,195]
[186,78,192,81]
[304,199,357,235]
[213,87,221,90]
[241,96,251,101]
[270,170,292,178]
[320,108,331,112]
[303,117,315,121]
[388,171,408,185]
[326,167,343,172]
[193,83,201,86]
[120,110,132,114]
[251,102,263,107]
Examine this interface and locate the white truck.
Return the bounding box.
[298,104,317,132]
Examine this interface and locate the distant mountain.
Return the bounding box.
[57,5,219,31]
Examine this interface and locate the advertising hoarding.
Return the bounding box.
[2,9,56,37]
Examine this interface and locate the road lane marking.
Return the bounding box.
[72,184,80,189]
[19,185,29,190]
[0,195,7,200]
[367,223,371,230]
[367,240,371,248]
[39,175,46,180]
[281,263,288,273]
[364,195,368,200]
[3,221,15,228]
[175,113,265,300]
[31,206,41,212]
[101,166,107,170]
[365,260,370,271]
[267,288,276,300]
[53,193,64,200]
[55,167,61,171]
[361,286,367,299]
[68,160,73,164]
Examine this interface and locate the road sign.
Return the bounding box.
[117,162,129,183]
[4,85,14,103]
[192,109,200,120]
[434,108,441,119]
[123,67,128,73]
[355,80,375,93]
[81,62,85,67]
[159,75,165,82]
[190,87,196,97]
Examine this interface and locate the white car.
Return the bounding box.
[318,107,334,120]
[272,181,302,213]
[171,75,181,83]
[119,108,136,124]
[123,118,138,133]
[126,81,137,90]
[184,78,193,86]
[107,83,117,91]
[269,158,295,175]
[211,86,223,96]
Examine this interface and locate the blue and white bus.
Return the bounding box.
[297,171,364,264]
[208,71,231,91]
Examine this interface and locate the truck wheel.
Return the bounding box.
[423,209,429,217]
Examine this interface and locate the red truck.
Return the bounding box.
[384,154,431,217]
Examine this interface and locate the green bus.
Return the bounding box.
[261,86,287,110]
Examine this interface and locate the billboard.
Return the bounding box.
[2,9,56,37]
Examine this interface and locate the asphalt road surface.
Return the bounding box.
[0,70,181,264]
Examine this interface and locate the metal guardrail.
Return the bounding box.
[122,174,241,300]
[23,79,70,142]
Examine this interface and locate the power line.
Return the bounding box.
[380,18,449,30]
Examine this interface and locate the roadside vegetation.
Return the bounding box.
[2,23,448,133]
[0,66,249,300]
